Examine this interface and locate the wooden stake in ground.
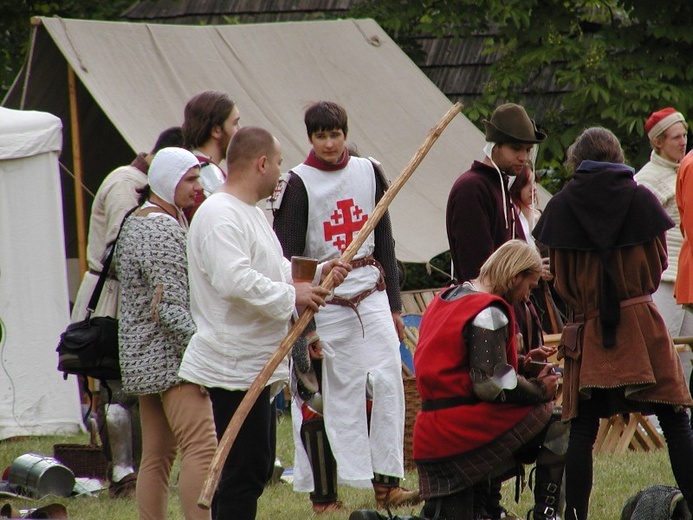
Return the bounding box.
[198,102,463,508]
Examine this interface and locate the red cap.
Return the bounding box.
[645,108,686,140]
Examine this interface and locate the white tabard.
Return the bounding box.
[290,156,405,491]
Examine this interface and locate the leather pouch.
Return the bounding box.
[559,322,583,361]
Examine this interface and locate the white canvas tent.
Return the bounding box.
[3,16,493,294]
[0,107,84,439]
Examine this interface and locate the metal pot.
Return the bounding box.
[8,453,75,498]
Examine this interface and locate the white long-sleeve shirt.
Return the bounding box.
[179,191,294,390]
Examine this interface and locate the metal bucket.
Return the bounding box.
[8,453,75,498]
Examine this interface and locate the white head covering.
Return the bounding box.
[148,147,199,206]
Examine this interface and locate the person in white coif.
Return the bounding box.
[116,147,217,520]
[69,126,183,498]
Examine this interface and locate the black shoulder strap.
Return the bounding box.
[85,206,138,316]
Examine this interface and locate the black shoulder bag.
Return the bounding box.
[56,208,136,383]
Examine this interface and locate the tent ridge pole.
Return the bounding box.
[68,65,87,277]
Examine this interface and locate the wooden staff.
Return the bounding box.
[198,102,463,508]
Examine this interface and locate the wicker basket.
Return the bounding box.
[53,419,108,479]
[53,443,108,479]
[403,375,421,470]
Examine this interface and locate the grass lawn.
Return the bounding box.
[0,412,680,519]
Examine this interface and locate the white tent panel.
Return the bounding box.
[0,107,83,439]
[35,17,487,264]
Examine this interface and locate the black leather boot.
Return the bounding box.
[529,422,569,520]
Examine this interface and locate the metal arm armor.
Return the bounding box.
[466,304,518,401]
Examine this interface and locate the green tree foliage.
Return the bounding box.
[5,0,692,180]
[351,0,693,187]
[0,0,131,98]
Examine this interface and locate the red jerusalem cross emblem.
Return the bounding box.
[323,198,368,252]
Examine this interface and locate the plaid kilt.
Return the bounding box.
[416,401,553,498]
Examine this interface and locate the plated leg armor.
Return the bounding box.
[301,417,338,505]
